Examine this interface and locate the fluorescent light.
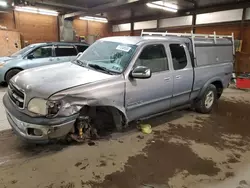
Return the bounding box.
[0,1,7,7]
[15,6,58,16]
[147,1,178,13]
[80,16,108,23]
[153,1,178,9]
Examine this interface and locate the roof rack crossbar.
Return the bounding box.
[141,30,232,39]
[140,30,235,56]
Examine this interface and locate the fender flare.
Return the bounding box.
[197,77,223,99]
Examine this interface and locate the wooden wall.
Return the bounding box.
[0,30,21,56]
[14,11,59,44]
[112,31,131,36]
[0,12,15,29]
[73,18,110,39]
[0,11,110,47]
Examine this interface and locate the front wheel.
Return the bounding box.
[195,84,217,114]
[5,69,21,84]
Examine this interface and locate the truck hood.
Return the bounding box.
[11,62,115,99]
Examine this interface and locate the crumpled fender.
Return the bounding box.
[49,75,128,123]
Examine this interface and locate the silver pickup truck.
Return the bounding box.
[3,31,234,143]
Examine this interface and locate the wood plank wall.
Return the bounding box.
[73,18,110,39]
[0,30,21,56]
[0,11,110,47]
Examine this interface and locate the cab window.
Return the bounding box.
[169,44,188,70]
[135,44,169,73]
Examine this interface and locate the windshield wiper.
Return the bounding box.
[88,64,116,75]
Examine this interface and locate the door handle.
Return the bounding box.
[57,58,60,60]
[176,75,182,79]
[49,58,53,61]
[164,77,171,81]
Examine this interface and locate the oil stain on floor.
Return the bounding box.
[84,100,250,188]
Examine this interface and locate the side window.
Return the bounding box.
[76,45,88,53]
[55,45,77,57]
[135,44,168,73]
[32,46,52,58]
[169,44,188,70]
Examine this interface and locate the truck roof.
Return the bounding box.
[101,36,232,46]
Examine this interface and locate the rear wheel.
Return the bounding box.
[5,69,21,84]
[195,84,217,114]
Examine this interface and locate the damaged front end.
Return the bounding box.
[47,78,128,143]
[4,75,127,143]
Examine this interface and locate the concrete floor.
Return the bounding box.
[0,87,250,188]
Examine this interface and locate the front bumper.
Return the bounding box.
[3,94,78,144]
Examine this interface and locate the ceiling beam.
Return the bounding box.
[64,0,156,19]
[183,0,196,4]
[35,0,88,11]
[186,0,250,14]
[111,0,250,24]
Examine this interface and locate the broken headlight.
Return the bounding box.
[47,100,61,117]
[28,98,61,117]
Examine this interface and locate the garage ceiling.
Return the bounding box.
[12,0,250,22]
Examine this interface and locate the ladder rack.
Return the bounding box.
[141,30,235,56]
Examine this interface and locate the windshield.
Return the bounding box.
[77,40,137,74]
[11,44,37,57]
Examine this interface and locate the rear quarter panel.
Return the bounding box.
[193,62,233,95]
[191,44,234,100]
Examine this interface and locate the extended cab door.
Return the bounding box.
[168,43,194,107]
[126,43,174,121]
[26,45,55,69]
[54,45,78,63]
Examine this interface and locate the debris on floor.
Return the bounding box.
[137,124,153,134]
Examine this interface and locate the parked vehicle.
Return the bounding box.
[3,31,234,143]
[0,42,89,84]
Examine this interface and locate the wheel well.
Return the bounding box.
[4,68,23,81]
[211,81,223,98]
[78,105,125,131]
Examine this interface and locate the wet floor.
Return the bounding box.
[0,88,250,188]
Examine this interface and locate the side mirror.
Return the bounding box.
[130,66,152,79]
[27,54,34,59]
[76,52,83,58]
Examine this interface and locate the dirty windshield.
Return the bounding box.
[77,40,137,74]
[10,44,36,58]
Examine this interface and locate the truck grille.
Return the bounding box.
[8,83,25,108]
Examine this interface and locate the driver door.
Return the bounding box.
[26,45,55,69]
[126,43,174,121]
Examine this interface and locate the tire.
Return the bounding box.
[5,69,21,84]
[195,84,217,114]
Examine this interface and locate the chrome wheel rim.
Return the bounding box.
[205,91,214,109]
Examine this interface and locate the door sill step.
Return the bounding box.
[138,104,191,121]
